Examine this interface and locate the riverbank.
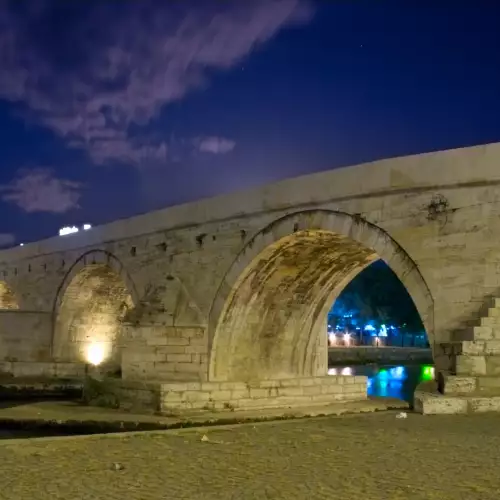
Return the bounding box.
[328,346,432,366]
[0,396,407,438]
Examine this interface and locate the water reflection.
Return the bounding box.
[328,364,435,403]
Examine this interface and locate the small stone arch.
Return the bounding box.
[52,250,139,368]
[0,281,19,310]
[208,209,434,382]
[53,250,139,314]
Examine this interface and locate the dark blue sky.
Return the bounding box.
[1,1,499,245]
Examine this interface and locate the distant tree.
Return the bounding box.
[330,260,425,335]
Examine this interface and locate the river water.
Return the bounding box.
[328,363,434,404]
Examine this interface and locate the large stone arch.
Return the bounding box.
[0,281,19,310]
[52,250,138,369]
[208,209,434,382]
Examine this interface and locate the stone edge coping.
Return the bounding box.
[115,376,369,392]
[0,397,408,446]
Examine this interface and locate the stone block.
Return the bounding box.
[188,338,208,347]
[166,354,192,363]
[487,307,500,317]
[174,362,207,374]
[476,376,500,389]
[469,397,500,413]
[159,345,188,355]
[297,378,316,386]
[165,338,190,346]
[219,381,247,391]
[321,384,343,394]
[208,390,232,401]
[201,382,221,391]
[354,376,368,385]
[179,328,205,339]
[259,380,282,389]
[442,375,477,394]
[160,382,194,392]
[184,345,207,355]
[350,383,368,394]
[279,378,303,387]
[162,391,184,402]
[309,394,345,404]
[456,355,486,375]
[461,341,484,355]
[339,375,355,384]
[145,337,169,346]
[278,387,304,397]
[414,392,468,415]
[471,326,495,340]
[483,341,500,354]
[343,390,368,401]
[302,385,322,396]
[184,391,210,402]
[249,388,270,399]
[485,356,500,375]
[480,317,500,327]
[231,389,250,399]
[462,340,500,355]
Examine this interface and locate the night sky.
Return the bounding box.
[1,1,499,246]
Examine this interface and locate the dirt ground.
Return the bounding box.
[0,411,498,499]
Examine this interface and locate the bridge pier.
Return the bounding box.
[415,297,500,414]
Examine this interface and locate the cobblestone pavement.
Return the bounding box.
[0,412,499,499]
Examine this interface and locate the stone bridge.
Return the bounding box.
[2,142,500,414]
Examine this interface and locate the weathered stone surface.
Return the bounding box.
[468,397,500,413]
[456,355,487,375]
[441,375,477,395]
[414,391,469,415]
[4,143,500,409]
[102,375,369,413]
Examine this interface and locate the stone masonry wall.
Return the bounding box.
[0,311,52,362]
[2,144,500,378]
[158,375,367,412]
[122,325,208,381]
[114,375,367,413]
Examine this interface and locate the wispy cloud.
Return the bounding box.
[0,169,82,213]
[0,1,313,167]
[197,136,236,154]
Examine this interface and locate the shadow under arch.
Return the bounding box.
[208,209,434,383]
[51,249,139,366]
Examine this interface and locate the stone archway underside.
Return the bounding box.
[209,211,434,384]
[211,230,379,382]
[53,264,133,368]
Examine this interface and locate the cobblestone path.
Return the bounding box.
[0,412,499,499]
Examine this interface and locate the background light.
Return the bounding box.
[59,226,79,236]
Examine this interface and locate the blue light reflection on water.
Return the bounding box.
[328,364,434,402]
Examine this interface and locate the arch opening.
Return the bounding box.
[209,211,434,383]
[53,264,134,370]
[329,260,429,348]
[0,282,18,309]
